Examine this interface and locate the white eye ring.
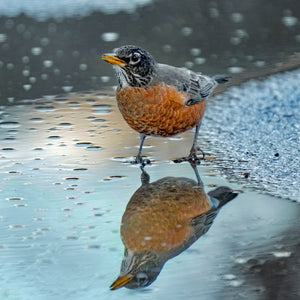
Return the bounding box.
[136,272,148,286]
[130,52,141,64]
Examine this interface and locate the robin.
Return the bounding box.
[102,45,229,163]
[110,162,238,290]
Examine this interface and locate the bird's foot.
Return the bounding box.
[130,155,151,166]
[173,147,205,165]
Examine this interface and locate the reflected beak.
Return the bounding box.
[102,54,126,67]
[110,274,134,290]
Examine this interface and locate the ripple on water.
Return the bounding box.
[86,146,102,151]
[0,121,20,128]
[92,119,105,123]
[35,106,55,112]
[76,142,93,147]
[6,197,24,201]
[30,117,44,122]
[92,104,112,114]
[58,122,72,126]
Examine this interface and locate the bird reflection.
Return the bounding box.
[110,162,238,290]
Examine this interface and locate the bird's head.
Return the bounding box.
[110,249,164,290]
[102,45,156,88]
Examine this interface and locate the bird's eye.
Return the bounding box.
[136,272,148,286]
[130,52,141,64]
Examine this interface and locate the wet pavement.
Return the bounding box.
[0,92,299,300]
[0,1,300,299]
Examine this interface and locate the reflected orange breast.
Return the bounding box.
[116,84,206,137]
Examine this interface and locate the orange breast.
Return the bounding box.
[121,177,210,252]
[116,84,206,137]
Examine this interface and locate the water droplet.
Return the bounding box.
[40,37,50,46]
[22,69,30,77]
[228,66,244,74]
[62,86,73,92]
[7,63,14,70]
[23,84,32,91]
[69,101,80,107]
[272,251,291,258]
[55,98,67,103]
[194,57,206,65]
[30,117,43,122]
[235,257,248,264]
[6,197,24,201]
[9,224,25,229]
[0,121,20,128]
[22,56,30,64]
[282,16,298,27]
[14,203,28,208]
[181,27,193,36]
[223,274,237,280]
[209,7,219,18]
[190,48,201,56]
[87,244,101,249]
[76,142,92,147]
[35,106,55,111]
[79,63,87,71]
[109,175,125,179]
[43,60,53,68]
[31,47,42,55]
[92,118,105,123]
[0,33,7,43]
[231,12,244,23]
[58,122,72,126]
[29,76,37,83]
[163,44,172,53]
[66,235,79,240]
[101,32,119,42]
[93,104,111,114]
[86,146,102,151]
[41,73,48,80]
[101,76,110,83]
[228,280,243,287]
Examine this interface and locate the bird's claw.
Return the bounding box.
[131,155,151,166]
[173,147,205,165]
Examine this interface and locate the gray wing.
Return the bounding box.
[190,187,237,238]
[190,209,219,239]
[152,63,218,105]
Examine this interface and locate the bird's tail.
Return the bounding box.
[208,186,238,209]
[212,75,231,84]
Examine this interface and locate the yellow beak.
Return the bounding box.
[110,274,134,290]
[102,54,126,67]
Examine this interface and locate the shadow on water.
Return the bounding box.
[110,161,238,290]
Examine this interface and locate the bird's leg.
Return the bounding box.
[189,160,204,187]
[187,121,205,163]
[133,134,151,165]
[173,122,205,164]
[140,165,150,185]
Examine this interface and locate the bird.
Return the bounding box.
[110,162,238,290]
[102,45,229,164]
